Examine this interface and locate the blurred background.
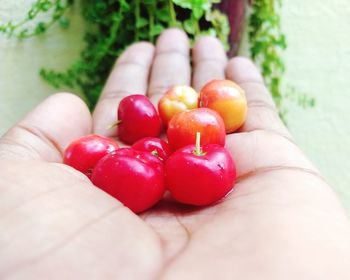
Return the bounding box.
[1,0,349,212]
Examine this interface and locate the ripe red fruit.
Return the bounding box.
[165,133,236,206]
[91,148,165,213]
[63,134,119,178]
[199,79,247,133]
[167,108,225,151]
[118,95,161,144]
[132,137,172,161]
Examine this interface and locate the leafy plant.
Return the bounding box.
[1,0,314,117]
[1,0,229,108]
[0,0,72,38]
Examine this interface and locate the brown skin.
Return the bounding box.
[0,29,350,279]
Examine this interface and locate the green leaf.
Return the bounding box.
[136,17,148,28]
[150,24,164,36]
[59,17,70,29]
[199,28,216,37]
[172,0,210,19]
[156,7,170,22]
[35,22,46,34]
[41,2,52,12]
[18,29,29,38]
[119,0,130,12]
[27,9,36,20]
[192,6,205,19]
[143,0,157,5]
[172,0,192,9]
[183,19,195,34]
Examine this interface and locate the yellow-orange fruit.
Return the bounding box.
[199,79,247,133]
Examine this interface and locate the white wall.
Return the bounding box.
[281,0,350,212]
[0,0,85,132]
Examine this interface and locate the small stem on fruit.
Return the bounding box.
[194,132,207,156]
[196,132,201,155]
[107,120,122,129]
[151,149,159,157]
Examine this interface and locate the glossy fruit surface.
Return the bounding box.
[132,137,172,162]
[165,143,236,206]
[91,148,165,213]
[118,95,161,144]
[167,108,225,151]
[199,79,247,133]
[158,85,198,126]
[63,134,119,178]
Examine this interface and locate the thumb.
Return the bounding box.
[0,93,91,162]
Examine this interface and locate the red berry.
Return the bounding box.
[165,134,235,206]
[63,134,119,178]
[132,137,172,161]
[91,148,165,213]
[118,95,161,144]
[167,108,226,151]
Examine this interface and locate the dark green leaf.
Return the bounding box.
[59,17,70,29]
[136,17,148,28]
[150,24,164,36]
[183,19,195,34]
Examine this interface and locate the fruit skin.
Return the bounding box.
[91,148,165,213]
[199,79,247,133]
[167,108,225,151]
[63,134,119,178]
[165,144,236,206]
[132,137,172,162]
[118,95,161,145]
[158,85,198,126]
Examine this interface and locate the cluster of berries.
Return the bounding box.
[64,79,247,213]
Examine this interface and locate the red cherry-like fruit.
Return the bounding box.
[63,134,119,178]
[167,108,225,151]
[132,137,172,162]
[165,133,236,206]
[118,95,161,144]
[91,148,165,213]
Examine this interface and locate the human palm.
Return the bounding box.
[1,29,350,280]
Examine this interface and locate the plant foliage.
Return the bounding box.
[1,0,229,108]
[0,0,313,116]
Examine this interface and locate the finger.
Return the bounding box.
[93,42,155,136]
[148,28,191,106]
[0,93,91,162]
[192,36,227,91]
[225,57,290,137]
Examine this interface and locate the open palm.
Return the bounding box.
[1,29,349,280]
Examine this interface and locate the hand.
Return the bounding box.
[0,29,349,280]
